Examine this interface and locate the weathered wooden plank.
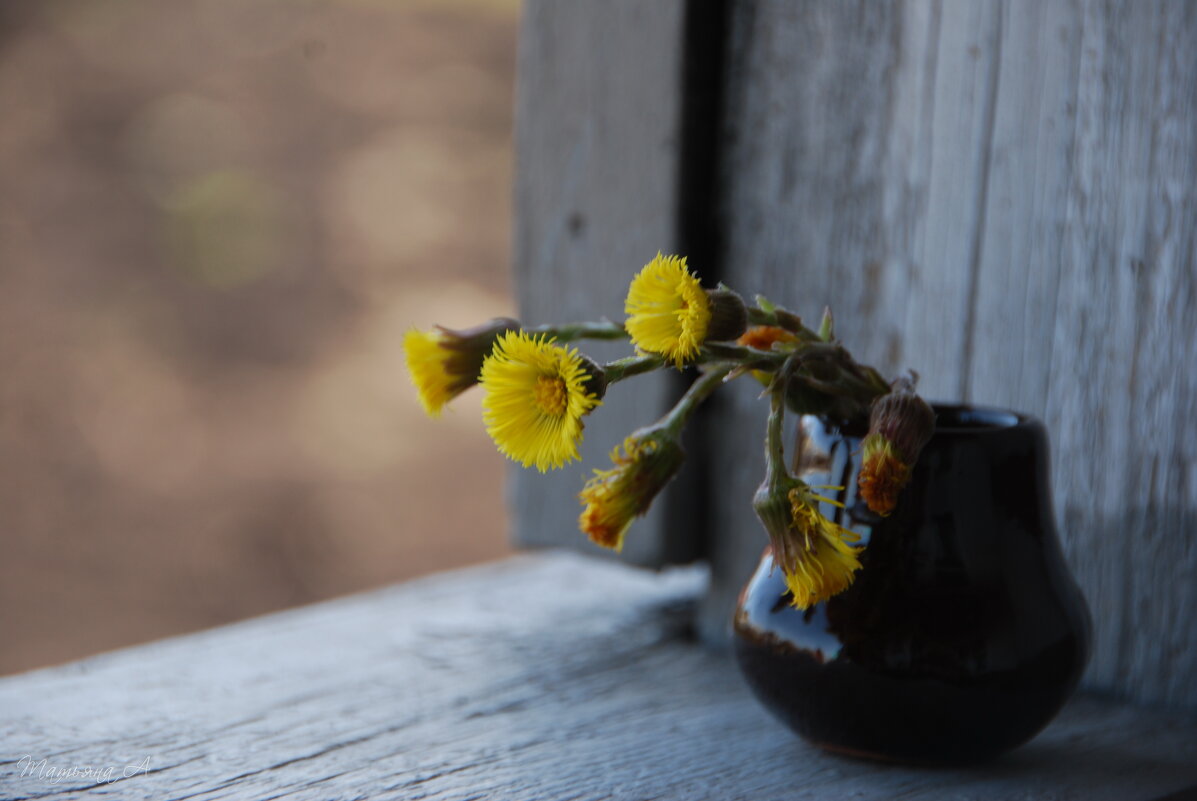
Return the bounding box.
[511,0,694,566]
[1042,0,1197,707]
[702,0,1197,708]
[701,0,1003,641]
[963,0,1080,411]
[2,552,1196,801]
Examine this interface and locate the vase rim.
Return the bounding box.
[927,402,1038,433]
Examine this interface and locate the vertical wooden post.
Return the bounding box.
[511,0,697,566]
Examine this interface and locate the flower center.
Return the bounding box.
[533,375,568,416]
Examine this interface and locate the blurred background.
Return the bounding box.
[0,0,519,675]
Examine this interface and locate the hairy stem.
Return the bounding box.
[527,320,627,342]
[602,355,664,384]
[763,380,790,489]
[659,364,736,437]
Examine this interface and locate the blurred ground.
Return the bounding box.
[0,0,519,674]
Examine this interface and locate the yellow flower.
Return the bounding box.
[405,329,458,416]
[480,331,603,471]
[779,486,863,608]
[578,428,685,552]
[754,478,863,610]
[624,253,711,367]
[404,318,518,417]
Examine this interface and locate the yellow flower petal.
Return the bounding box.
[403,319,518,418]
[624,253,711,367]
[756,478,863,610]
[403,329,462,418]
[480,331,602,471]
[776,486,863,609]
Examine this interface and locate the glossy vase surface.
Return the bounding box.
[733,404,1092,764]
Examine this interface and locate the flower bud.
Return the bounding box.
[735,325,799,389]
[737,325,798,353]
[702,288,748,343]
[857,387,935,516]
[752,477,796,548]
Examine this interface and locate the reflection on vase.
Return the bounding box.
[733,405,1092,764]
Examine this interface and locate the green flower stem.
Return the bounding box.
[746,305,820,340]
[703,340,886,404]
[792,341,851,361]
[699,341,788,368]
[659,363,736,438]
[602,355,664,384]
[528,320,627,342]
[704,339,855,369]
[763,380,790,489]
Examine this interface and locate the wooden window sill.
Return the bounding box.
[4,551,1195,800]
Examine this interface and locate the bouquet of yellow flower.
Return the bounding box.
[404,253,934,610]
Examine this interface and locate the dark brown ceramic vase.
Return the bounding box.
[733,404,1092,764]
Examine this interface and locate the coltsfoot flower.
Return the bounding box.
[754,477,863,610]
[624,253,711,367]
[857,384,935,516]
[404,318,519,417]
[480,330,604,471]
[578,427,685,552]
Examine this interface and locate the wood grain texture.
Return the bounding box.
[511,0,695,566]
[1042,0,1197,709]
[3,552,1197,801]
[702,0,1197,708]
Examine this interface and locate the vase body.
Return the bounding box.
[733,405,1092,764]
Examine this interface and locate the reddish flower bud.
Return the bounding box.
[857,387,934,516]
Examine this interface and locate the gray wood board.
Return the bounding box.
[3,552,1197,801]
[511,0,695,566]
[704,0,1197,708]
